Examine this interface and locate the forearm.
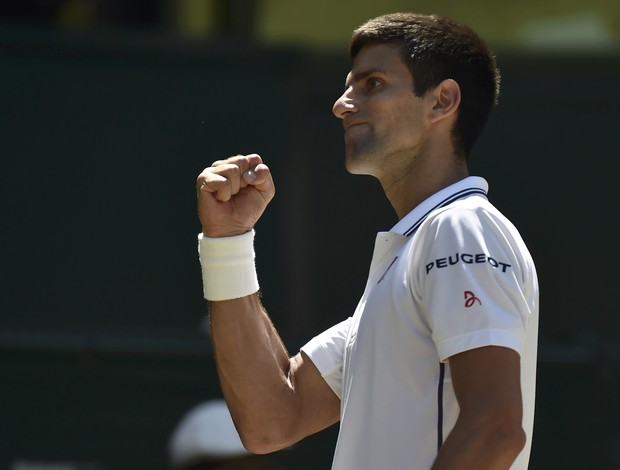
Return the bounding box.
[209,294,299,451]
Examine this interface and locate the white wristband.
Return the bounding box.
[198,230,259,301]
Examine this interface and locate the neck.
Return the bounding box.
[381,151,469,219]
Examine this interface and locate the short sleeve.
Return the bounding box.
[300,318,352,399]
[414,205,534,362]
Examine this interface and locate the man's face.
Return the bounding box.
[332,43,428,178]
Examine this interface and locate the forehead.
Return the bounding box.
[345,43,412,86]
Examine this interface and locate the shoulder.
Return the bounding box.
[411,196,536,285]
[419,196,521,245]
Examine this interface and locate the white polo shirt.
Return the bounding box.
[301,177,539,470]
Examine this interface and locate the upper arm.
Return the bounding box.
[287,351,341,440]
[448,345,523,427]
[270,317,350,448]
[433,347,527,468]
[233,350,340,455]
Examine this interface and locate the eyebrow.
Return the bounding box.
[344,68,388,89]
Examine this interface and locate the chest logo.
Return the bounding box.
[464,291,481,307]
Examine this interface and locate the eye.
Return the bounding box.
[367,77,383,90]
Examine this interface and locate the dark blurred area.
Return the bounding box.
[0,0,158,29]
[1,2,619,469]
[0,0,258,36]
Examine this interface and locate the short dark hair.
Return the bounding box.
[350,12,501,157]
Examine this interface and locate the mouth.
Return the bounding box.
[344,122,369,138]
[343,120,367,131]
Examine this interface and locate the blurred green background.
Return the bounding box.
[1,1,619,469]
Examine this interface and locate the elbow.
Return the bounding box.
[236,424,296,455]
[490,418,527,462]
[499,408,527,456]
[507,425,527,457]
[239,433,278,455]
[463,409,526,462]
[484,401,527,457]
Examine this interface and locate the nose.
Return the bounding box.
[332,88,357,119]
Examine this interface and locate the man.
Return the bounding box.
[196,12,539,470]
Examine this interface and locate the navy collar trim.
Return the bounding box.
[391,176,489,238]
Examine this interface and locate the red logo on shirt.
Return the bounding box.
[377,256,399,284]
[464,291,481,307]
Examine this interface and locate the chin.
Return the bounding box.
[345,159,376,177]
[345,149,377,176]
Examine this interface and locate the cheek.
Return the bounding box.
[390,112,424,141]
[396,104,426,133]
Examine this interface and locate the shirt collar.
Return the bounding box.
[390,176,489,237]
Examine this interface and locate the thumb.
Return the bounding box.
[243,163,268,184]
[244,163,274,195]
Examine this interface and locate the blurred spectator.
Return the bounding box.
[169,399,272,470]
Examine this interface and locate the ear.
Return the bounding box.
[427,79,461,124]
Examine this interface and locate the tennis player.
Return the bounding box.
[196,12,539,470]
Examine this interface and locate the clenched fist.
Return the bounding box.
[197,154,275,238]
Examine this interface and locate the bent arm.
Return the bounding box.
[432,346,526,470]
[196,155,340,454]
[209,294,340,454]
